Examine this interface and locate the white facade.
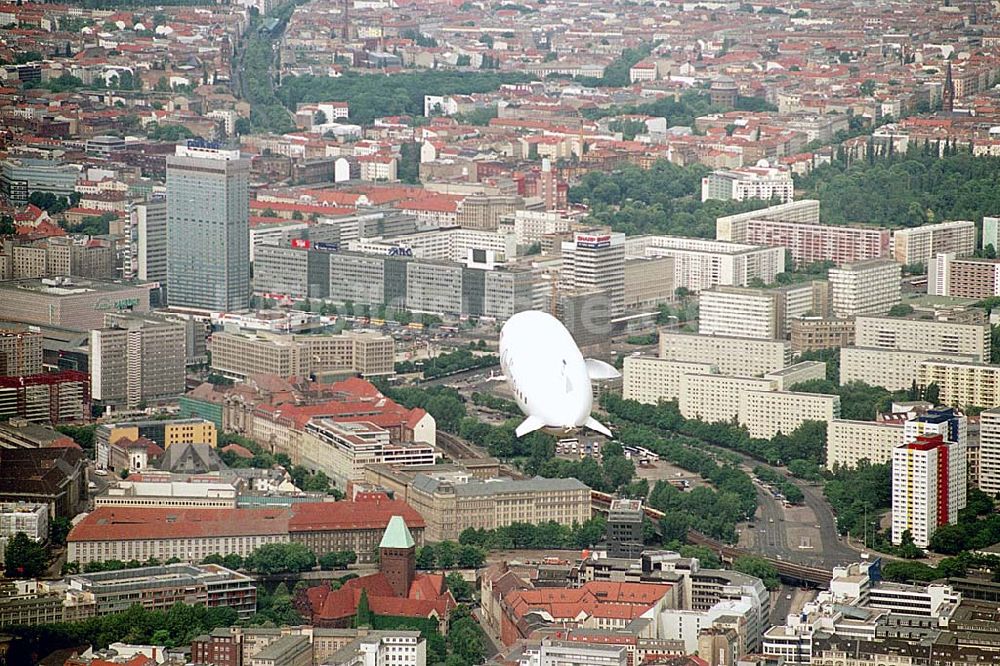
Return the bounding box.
[892,220,976,265]
[622,356,716,404]
[854,315,990,362]
[979,407,1000,496]
[659,332,791,377]
[701,165,794,204]
[698,287,779,340]
[827,420,903,470]
[502,210,573,245]
[678,373,775,424]
[519,640,627,666]
[739,390,840,439]
[626,235,785,293]
[828,260,901,318]
[0,503,48,542]
[840,347,977,392]
[347,227,517,264]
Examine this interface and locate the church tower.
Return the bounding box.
[379,515,416,598]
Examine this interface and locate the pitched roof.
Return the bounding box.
[379,515,416,549]
[67,507,290,542]
[301,571,455,623]
[288,500,425,532]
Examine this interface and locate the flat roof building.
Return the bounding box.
[0,277,154,331]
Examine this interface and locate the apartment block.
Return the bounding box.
[0,371,89,425]
[717,199,821,243]
[0,502,48,542]
[977,408,1000,496]
[659,331,791,377]
[701,164,794,204]
[739,390,840,439]
[0,327,43,376]
[854,315,990,362]
[502,209,573,245]
[210,330,394,379]
[678,373,775,424]
[891,435,959,548]
[789,318,855,353]
[625,236,785,293]
[917,360,1000,410]
[763,361,827,390]
[624,257,674,310]
[892,220,976,266]
[840,347,976,392]
[738,220,889,267]
[698,287,781,340]
[828,260,901,318]
[90,313,187,409]
[826,420,903,470]
[126,198,167,284]
[903,408,967,525]
[622,357,716,405]
[928,253,1000,299]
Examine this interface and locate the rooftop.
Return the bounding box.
[379,515,416,550]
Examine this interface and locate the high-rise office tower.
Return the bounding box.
[166,145,250,312]
[127,197,167,285]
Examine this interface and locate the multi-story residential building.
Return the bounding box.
[841,347,976,392]
[286,499,426,563]
[789,317,855,353]
[698,287,782,340]
[622,357,717,405]
[561,231,626,315]
[854,315,990,362]
[978,408,1000,496]
[917,359,1000,409]
[501,209,573,245]
[738,220,890,267]
[210,330,393,380]
[347,227,518,264]
[0,370,89,425]
[891,434,959,548]
[716,199,821,244]
[2,237,115,281]
[67,563,257,618]
[0,278,154,331]
[701,164,794,204]
[126,197,167,285]
[324,631,426,666]
[623,257,674,310]
[828,259,901,317]
[739,390,841,439]
[762,361,827,391]
[659,331,791,377]
[678,373,776,424]
[928,253,1000,299]
[0,502,48,543]
[67,506,290,565]
[626,236,785,293]
[90,313,187,410]
[302,419,439,489]
[827,420,903,470]
[166,145,251,312]
[0,327,42,376]
[892,220,976,266]
[456,194,523,231]
[363,468,591,542]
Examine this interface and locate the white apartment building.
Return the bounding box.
[826,420,903,470]
[763,362,827,391]
[978,407,1000,496]
[840,347,976,392]
[326,631,427,666]
[624,257,675,310]
[739,390,841,439]
[500,210,573,245]
[917,359,1000,409]
[678,373,775,423]
[625,236,785,293]
[892,220,976,265]
[622,357,716,405]
[716,199,821,243]
[701,164,794,204]
[698,287,780,340]
[828,259,901,318]
[659,331,791,377]
[0,502,48,542]
[854,315,990,362]
[561,231,626,315]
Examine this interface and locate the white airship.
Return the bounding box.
[495,310,620,438]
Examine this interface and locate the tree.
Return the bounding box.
[244,543,316,574]
[313,109,327,125]
[416,545,436,569]
[923,382,940,405]
[446,571,473,600]
[895,529,924,559]
[4,532,47,578]
[732,556,780,590]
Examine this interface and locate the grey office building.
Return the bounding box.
[166,146,250,312]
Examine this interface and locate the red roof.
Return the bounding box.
[67,507,290,542]
[288,500,425,532]
[505,581,671,623]
[302,571,455,623]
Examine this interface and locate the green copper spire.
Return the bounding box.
[379,515,416,549]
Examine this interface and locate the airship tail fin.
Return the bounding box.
[585,416,614,438]
[585,358,621,380]
[515,415,546,437]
